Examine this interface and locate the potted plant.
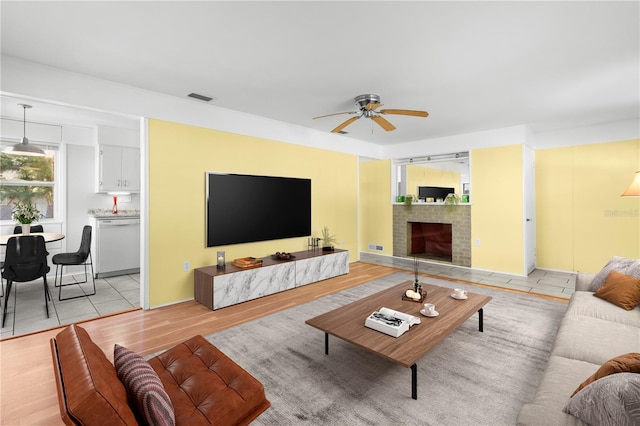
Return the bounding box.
[12,200,41,234]
[320,226,337,252]
[444,193,460,205]
[404,194,415,209]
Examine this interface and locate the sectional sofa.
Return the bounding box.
[517,259,640,425]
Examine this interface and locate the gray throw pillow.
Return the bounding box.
[590,257,640,292]
[563,373,640,426]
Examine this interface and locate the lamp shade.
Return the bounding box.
[621,171,640,197]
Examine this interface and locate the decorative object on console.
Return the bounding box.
[216,251,225,269]
[273,252,295,260]
[307,237,321,249]
[232,257,263,269]
[321,226,337,252]
[621,171,640,196]
[112,195,118,214]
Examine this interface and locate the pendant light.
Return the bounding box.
[621,171,640,197]
[3,104,46,156]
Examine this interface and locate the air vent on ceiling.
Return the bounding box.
[188,93,214,102]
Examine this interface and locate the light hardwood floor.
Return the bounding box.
[0,261,566,425]
[0,262,397,425]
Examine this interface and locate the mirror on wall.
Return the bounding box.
[393,152,470,203]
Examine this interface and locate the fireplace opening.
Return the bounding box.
[408,222,452,262]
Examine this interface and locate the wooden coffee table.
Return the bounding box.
[305,280,492,399]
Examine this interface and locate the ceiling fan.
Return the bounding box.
[313,94,429,133]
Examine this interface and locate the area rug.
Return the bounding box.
[206,272,567,426]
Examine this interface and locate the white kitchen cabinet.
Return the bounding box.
[96,145,140,192]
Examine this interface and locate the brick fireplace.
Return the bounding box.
[409,222,452,262]
[393,204,471,267]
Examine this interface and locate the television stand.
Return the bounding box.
[194,249,349,310]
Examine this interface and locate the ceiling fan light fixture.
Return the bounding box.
[3,104,46,157]
[314,94,428,134]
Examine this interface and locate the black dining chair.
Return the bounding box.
[2,235,51,327]
[52,225,96,301]
[4,225,44,299]
[13,225,44,234]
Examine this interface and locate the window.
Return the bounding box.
[0,148,57,221]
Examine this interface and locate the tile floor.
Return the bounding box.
[0,273,140,338]
[360,253,577,299]
[0,254,576,339]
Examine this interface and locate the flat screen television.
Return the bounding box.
[417,186,455,201]
[206,172,311,247]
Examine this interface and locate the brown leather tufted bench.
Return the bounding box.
[51,324,270,425]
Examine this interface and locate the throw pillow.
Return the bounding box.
[594,270,640,310]
[590,256,640,292]
[114,344,175,426]
[572,353,640,397]
[563,373,640,426]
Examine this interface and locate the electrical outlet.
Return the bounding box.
[475,239,481,246]
[183,261,190,271]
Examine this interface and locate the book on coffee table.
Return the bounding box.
[365,307,421,338]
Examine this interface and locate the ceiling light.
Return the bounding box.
[621,171,640,197]
[3,104,46,156]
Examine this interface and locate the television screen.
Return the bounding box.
[206,173,311,247]
[418,186,455,201]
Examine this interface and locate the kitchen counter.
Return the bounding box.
[88,209,140,218]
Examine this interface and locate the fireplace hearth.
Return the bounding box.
[409,222,452,262]
[393,204,471,267]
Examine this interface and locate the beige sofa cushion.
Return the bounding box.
[565,292,640,326]
[516,355,597,426]
[551,315,640,365]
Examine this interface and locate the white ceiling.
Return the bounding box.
[1,1,638,145]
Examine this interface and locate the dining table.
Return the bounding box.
[0,232,65,245]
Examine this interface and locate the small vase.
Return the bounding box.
[112,196,118,214]
[21,223,31,235]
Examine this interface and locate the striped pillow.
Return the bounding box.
[114,344,175,426]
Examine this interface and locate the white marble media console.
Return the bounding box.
[194,249,349,310]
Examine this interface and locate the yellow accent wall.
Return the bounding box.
[471,144,524,274]
[148,119,358,307]
[406,165,461,198]
[359,159,393,255]
[536,139,640,273]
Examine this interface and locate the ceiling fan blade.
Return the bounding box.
[331,116,360,133]
[379,109,429,117]
[371,115,396,131]
[313,111,355,120]
[365,102,382,110]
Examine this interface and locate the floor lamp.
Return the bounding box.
[621,171,640,197]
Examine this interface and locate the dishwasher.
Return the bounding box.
[94,218,141,278]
